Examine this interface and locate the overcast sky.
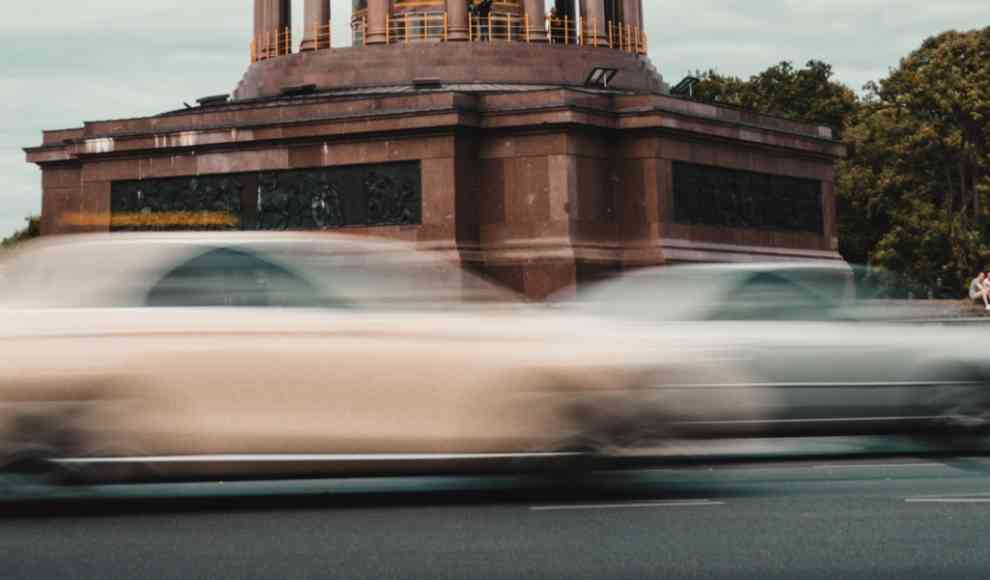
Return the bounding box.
[1,0,988,238]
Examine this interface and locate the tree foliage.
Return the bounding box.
[693,60,859,138]
[691,33,990,294]
[1,217,41,250]
[840,27,990,293]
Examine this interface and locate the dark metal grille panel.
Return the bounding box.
[109,174,244,231]
[672,161,823,234]
[110,162,421,232]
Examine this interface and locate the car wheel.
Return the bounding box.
[1,444,60,480]
[1,409,78,486]
[1,399,147,486]
[940,392,990,431]
[921,366,990,447]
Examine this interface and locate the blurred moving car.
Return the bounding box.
[572,262,990,441]
[0,233,756,483]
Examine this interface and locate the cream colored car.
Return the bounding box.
[0,233,755,482]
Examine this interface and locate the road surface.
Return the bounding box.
[4,448,990,579]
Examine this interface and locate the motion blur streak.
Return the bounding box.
[2,237,987,488]
[570,262,990,441]
[0,233,751,484]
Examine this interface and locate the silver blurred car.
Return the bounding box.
[573,262,990,440]
[0,233,756,483]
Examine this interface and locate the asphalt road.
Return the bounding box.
[5,448,990,579]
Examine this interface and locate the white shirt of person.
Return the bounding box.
[971,275,987,300]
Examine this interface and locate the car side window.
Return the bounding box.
[710,272,833,321]
[145,247,328,308]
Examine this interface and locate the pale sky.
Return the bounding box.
[2,0,988,238]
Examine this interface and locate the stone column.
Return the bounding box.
[253,0,266,60]
[301,0,332,51]
[580,0,606,45]
[254,0,264,41]
[523,0,547,42]
[262,1,291,35]
[277,0,292,54]
[258,0,292,57]
[638,0,645,50]
[255,0,279,59]
[622,0,641,47]
[446,0,468,41]
[366,0,390,45]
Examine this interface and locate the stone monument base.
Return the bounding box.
[27,72,844,298]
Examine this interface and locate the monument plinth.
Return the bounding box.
[26,0,844,299]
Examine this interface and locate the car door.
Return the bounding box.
[128,244,568,464]
[706,271,922,435]
[0,240,604,479]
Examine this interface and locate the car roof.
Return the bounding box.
[0,232,452,281]
[5,231,419,254]
[0,233,519,308]
[572,260,855,322]
[621,261,852,278]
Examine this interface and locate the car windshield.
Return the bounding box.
[572,267,724,322]
[574,264,956,323]
[257,242,523,309]
[0,239,178,308]
[0,237,522,311]
[576,266,853,322]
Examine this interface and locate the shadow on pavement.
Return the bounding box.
[0,469,764,520]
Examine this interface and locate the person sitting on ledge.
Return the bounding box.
[969,271,990,310]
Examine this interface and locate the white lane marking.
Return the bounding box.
[814,463,944,470]
[905,498,990,504]
[530,500,723,512]
[907,491,990,498]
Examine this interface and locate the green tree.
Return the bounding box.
[691,37,990,293]
[1,217,41,249]
[870,28,990,227]
[693,60,859,138]
[839,27,990,292]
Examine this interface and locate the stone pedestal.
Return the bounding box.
[234,42,665,100]
[26,7,846,300]
[27,43,845,299]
